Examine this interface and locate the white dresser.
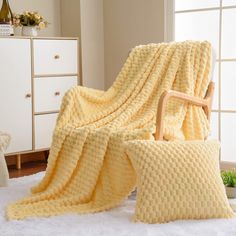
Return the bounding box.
[0,37,80,168]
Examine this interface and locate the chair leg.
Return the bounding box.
[16,154,21,170]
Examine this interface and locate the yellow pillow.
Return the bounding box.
[125,140,235,224]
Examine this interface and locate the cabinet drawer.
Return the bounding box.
[35,113,58,150]
[33,39,78,75]
[34,76,77,113]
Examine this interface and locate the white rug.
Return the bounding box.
[1,172,236,236]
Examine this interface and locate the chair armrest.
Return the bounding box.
[155,82,215,140]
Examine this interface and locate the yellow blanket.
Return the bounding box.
[7,41,212,220]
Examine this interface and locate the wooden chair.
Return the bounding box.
[127,47,215,141]
[155,46,216,141]
[155,81,215,140]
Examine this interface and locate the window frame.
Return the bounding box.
[165,0,236,164]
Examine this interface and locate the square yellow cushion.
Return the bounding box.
[125,140,235,224]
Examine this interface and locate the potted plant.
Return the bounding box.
[221,170,236,198]
[13,11,48,36]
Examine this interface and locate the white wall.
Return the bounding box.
[61,0,166,91]
[9,0,61,36]
[79,0,104,90]
[103,0,165,89]
[60,0,82,84]
[60,0,81,37]
[61,0,105,90]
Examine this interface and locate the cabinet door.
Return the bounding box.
[0,38,32,154]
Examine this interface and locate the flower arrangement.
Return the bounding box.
[13,11,48,30]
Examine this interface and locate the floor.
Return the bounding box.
[8,160,47,178]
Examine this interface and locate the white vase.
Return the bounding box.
[21,26,38,37]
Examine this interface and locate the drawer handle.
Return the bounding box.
[55,91,60,96]
[54,55,60,59]
[25,93,32,98]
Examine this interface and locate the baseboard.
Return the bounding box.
[5,151,48,167]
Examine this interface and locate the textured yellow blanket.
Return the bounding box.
[7,41,212,220]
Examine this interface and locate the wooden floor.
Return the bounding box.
[8,160,47,179]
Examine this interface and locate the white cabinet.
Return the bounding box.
[0,37,79,157]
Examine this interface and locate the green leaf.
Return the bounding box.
[221,170,236,187]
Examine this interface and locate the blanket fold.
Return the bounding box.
[7,41,212,220]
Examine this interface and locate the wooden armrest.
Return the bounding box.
[155,82,215,140]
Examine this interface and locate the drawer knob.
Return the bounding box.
[55,91,60,96]
[54,55,60,59]
[25,93,32,98]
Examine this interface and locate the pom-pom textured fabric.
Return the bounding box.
[126,140,235,224]
[7,41,212,220]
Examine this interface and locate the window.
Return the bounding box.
[166,0,236,162]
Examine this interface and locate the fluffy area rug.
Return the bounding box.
[1,172,236,236]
